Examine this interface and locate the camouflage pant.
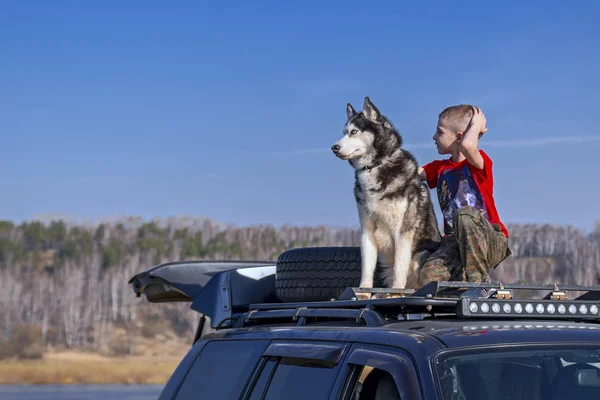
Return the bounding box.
[419,207,512,284]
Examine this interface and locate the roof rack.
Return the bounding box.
[129,261,600,334]
[237,281,600,328]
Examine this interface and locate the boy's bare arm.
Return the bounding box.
[418,167,426,181]
[459,106,486,169]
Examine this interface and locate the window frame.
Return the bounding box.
[337,343,424,400]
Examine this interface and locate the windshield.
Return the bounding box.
[435,346,600,400]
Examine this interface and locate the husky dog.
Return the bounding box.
[331,97,441,290]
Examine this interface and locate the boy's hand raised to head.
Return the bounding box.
[471,106,488,135]
[458,106,486,170]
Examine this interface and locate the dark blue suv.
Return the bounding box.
[129,257,600,400]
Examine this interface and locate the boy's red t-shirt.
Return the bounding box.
[422,150,508,238]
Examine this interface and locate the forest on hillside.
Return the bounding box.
[0,217,599,359]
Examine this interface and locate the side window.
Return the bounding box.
[261,356,341,400]
[350,367,401,400]
[175,339,269,400]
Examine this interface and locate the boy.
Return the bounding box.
[418,105,511,284]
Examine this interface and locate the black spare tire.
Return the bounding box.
[275,246,363,302]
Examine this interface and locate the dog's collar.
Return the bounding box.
[362,160,383,172]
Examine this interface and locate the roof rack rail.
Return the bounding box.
[235,307,386,328]
[235,296,460,328]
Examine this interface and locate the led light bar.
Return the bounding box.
[458,298,600,320]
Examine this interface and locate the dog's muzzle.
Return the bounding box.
[331,144,341,154]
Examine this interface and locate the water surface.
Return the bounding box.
[0,384,163,400]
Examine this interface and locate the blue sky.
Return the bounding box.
[1,1,599,233]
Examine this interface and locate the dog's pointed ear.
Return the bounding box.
[362,96,380,122]
[346,103,357,119]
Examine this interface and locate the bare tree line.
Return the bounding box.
[0,217,598,356]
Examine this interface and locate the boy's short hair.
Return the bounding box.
[439,104,482,136]
[438,104,473,132]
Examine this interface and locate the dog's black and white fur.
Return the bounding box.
[332,97,441,289]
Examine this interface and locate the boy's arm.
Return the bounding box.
[418,167,426,181]
[459,106,486,170]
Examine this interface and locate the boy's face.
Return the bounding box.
[433,118,460,154]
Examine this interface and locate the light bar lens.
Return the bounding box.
[558,305,566,314]
[569,305,577,314]
[525,304,534,314]
[462,299,600,319]
[536,304,545,314]
[514,303,523,313]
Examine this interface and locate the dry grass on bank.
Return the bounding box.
[0,351,183,385]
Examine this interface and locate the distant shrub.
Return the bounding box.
[107,338,133,356]
[0,324,44,360]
